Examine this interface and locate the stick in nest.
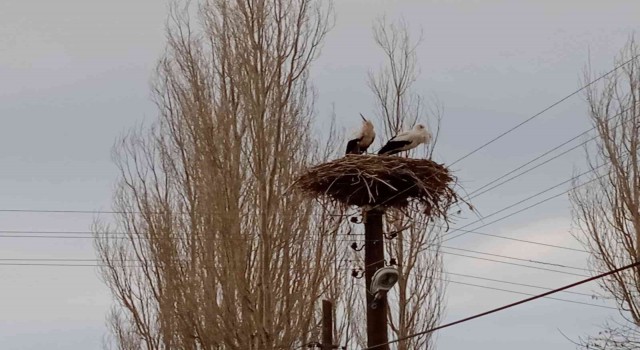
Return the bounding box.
[294,154,461,221]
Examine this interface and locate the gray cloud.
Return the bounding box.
[0,0,637,348]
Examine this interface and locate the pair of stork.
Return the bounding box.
[345,114,432,156]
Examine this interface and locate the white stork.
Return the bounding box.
[345,114,376,155]
[378,124,432,155]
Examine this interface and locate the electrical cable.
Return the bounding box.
[468,135,595,200]
[450,55,639,166]
[442,173,605,242]
[442,164,606,240]
[2,56,634,219]
[440,246,592,272]
[443,279,616,310]
[445,271,604,299]
[465,103,636,200]
[439,251,588,277]
[0,226,590,253]
[447,229,587,252]
[362,260,640,350]
[0,248,586,277]
[367,55,640,212]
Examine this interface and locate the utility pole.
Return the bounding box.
[322,299,334,350]
[363,207,389,350]
[296,136,455,350]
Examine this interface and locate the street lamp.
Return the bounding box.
[370,266,399,309]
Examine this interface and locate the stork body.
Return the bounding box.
[345,114,376,155]
[378,124,431,155]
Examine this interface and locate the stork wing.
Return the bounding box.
[391,130,412,142]
[345,138,362,155]
[378,140,411,155]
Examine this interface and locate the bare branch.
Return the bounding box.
[570,35,640,349]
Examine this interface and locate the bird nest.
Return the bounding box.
[294,154,460,218]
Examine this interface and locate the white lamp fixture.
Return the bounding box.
[370,266,399,309]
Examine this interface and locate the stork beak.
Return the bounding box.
[359,113,367,122]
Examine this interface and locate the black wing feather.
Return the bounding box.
[345,138,362,155]
[378,140,411,155]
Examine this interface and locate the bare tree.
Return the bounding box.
[316,19,446,349]
[570,37,640,349]
[94,1,343,349]
[367,17,446,350]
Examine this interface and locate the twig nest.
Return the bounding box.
[294,154,459,218]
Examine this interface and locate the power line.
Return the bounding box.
[442,164,605,240]
[366,54,639,212]
[0,209,129,214]
[450,55,639,166]
[444,279,615,310]
[0,172,602,256]
[0,252,587,283]
[440,246,592,272]
[466,104,635,200]
[0,56,635,219]
[0,58,636,258]
[373,267,604,299]
[0,235,389,244]
[1,259,613,314]
[0,228,594,276]
[363,260,640,350]
[0,254,596,298]
[466,131,593,197]
[0,141,606,269]
[0,238,589,277]
[0,258,101,262]
[0,231,358,238]
[0,230,120,235]
[0,262,106,267]
[468,135,595,200]
[0,226,589,253]
[0,254,602,302]
[0,208,353,216]
[442,173,605,242]
[360,173,594,274]
[0,229,593,276]
[0,125,613,257]
[0,156,607,276]
[363,169,604,257]
[5,256,586,278]
[383,216,588,252]
[389,236,592,273]
[392,272,613,310]
[0,229,351,235]
[446,272,604,299]
[0,235,119,239]
[438,228,587,253]
[0,259,611,307]
[440,251,589,277]
[2,239,593,280]
[6,242,587,271]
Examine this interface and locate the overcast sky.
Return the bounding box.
[1,1,639,349]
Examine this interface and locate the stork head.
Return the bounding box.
[360,113,374,131]
[414,124,431,143]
